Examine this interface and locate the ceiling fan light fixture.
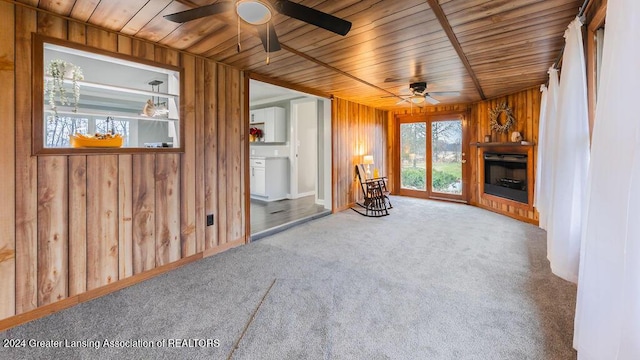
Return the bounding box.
[236,0,272,25]
[410,95,425,104]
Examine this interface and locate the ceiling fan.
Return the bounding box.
[164,0,352,58]
[390,82,460,105]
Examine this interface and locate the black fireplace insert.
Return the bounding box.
[483,153,528,204]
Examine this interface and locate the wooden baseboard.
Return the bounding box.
[0,253,203,332]
[476,203,539,225]
[203,238,244,258]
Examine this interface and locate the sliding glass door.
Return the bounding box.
[430,119,463,198]
[400,122,427,191]
[398,115,467,201]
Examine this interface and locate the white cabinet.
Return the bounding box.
[251,159,267,196]
[249,108,264,124]
[250,157,288,201]
[249,107,286,142]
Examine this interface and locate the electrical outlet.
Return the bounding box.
[206,214,214,226]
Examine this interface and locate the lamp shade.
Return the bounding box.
[363,155,374,165]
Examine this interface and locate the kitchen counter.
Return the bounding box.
[250,155,289,159]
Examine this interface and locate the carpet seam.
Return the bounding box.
[226,278,277,360]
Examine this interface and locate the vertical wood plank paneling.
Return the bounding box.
[128,36,158,275]
[15,6,38,314]
[68,156,86,296]
[468,87,541,222]
[180,54,197,257]
[229,67,242,242]
[155,154,181,265]
[37,11,66,38]
[117,35,132,55]
[117,34,134,280]
[195,57,206,253]
[217,65,228,244]
[37,157,68,305]
[132,155,155,274]
[0,2,16,319]
[204,61,218,249]
[85,28,119,290]
[66,20,88,297]
[6,5,252,325]
[225,66,233,242]
[86,156,119,289]
[67,20,86,44]
[35,0,69,308]
[155,46,180,67]
[86,26,118,50]
[332,98,390,211]
[132,38,155,61]
[118,155,133,279]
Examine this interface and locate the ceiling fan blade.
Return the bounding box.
[274,0,352,36]
[424,95,440,105]
[257,22,281,52]
[164,2,233,23]
[385,76,425,83]
[396,98,409,105]
[428,91,460,97]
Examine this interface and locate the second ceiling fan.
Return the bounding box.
[165,0,352,58]
[392,82,460,105]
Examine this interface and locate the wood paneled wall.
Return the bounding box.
[470,87,541,222]
[388,88,541,223]
[0,4,246,326]
[332,98,389,211]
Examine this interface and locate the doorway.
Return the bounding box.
[397,113,468,202]
[248,80,332,240]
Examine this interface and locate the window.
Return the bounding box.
[33,34,183,154]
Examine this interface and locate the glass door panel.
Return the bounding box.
[400,122,427,191]
[431,120,463,196]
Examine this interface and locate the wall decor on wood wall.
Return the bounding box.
[489,102,515,134]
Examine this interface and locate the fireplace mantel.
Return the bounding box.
[471,141,535,148]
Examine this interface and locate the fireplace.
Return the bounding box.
[483,153,528,204]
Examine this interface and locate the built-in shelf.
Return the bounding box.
[249,142,287,145]
[472,141,535,147]
[45,108,178,122]
[45,76,179,99]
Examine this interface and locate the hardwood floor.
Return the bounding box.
[250,195,329,240]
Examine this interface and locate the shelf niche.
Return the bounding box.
[32,34,184,155]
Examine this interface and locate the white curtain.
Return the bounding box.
[536,68,560,231]
[534,84,547,208]
[574,0,640,358]
[545,17,590,283]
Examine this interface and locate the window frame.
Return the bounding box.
[32,34,185,155]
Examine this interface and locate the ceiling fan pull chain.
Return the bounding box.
[266,22,270,65]
[237,12,242,53]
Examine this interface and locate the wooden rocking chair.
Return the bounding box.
[352,164,392,217]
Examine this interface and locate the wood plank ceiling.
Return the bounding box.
[16,0,582,109]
